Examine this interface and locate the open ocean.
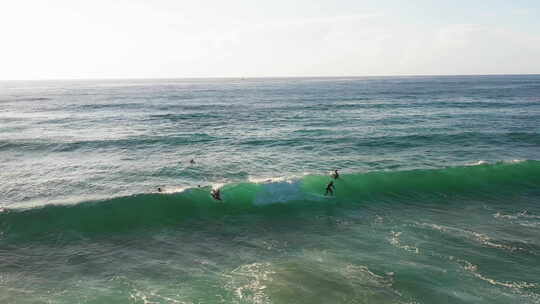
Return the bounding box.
[1,75,540,303]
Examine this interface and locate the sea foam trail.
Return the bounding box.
[1,161,539,241]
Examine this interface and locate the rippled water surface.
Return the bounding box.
[1,75,539,303]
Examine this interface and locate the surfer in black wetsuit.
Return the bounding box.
[157,187,162,193]
[211,189,222,201]
[325,181,335,196]
[331,170,339,179]
[190,159,196,164]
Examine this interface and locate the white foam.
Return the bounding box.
[248,176,287,184]
[130,289,186,304]
[493,212,518,220]
[466,159,527,166]
[159,186,189,194]
[457,259,537,289]
[494,210,540,220]
[248,172,309,185]
[211,183,225,190]
[226,262,274,304]
[467,160,489,166]
[415,222,523,252]
[388,231,419,254]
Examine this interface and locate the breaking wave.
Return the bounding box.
[1,160,539,241]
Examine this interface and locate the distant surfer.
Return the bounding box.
[211,189,222,201]
[190,159,196,164]
[325,181,335,196]
[331,170,339,179]
[157,187,163,193]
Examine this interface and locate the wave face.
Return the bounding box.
[2,161,539,241]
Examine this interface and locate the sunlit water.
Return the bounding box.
[1,75,539,303]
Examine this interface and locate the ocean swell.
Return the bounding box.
[1,160,539,241]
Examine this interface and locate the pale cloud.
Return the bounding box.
[511,8,532,16]
[0,1,538,79]
[392,24,540,75]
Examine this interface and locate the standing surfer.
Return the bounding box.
[331,170,339,179]
[325,181,335,196]
[211,189,222,201]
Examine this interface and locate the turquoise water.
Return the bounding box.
[1,76,540,303]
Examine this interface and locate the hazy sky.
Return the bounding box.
[1,0,539,79]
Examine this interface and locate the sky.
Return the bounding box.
[0,0,539,80]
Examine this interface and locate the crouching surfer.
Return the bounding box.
[211,188,222,201]
[331,169,339,179]
[325,181,335,196]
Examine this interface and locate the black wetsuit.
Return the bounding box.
[211,190,222,201]
[325,182,335,196]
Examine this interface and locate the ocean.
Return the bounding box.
[1,75,539,303]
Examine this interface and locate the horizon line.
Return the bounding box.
[1,72,539,82]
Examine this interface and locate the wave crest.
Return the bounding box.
[1,160,539,241]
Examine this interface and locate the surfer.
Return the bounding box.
[211,189,222,201]
[331,169,339,179]
[190,159,196,164]
[157,187,162,193]
[325,181,335,196]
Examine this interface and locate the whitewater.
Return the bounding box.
[1,75,540,303]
